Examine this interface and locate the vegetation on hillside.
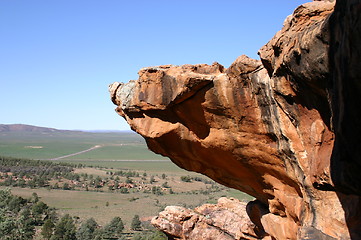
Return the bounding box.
[0,156,79,189]
[0,188,54,240]
[0,156,238,239]
[0,131,253,239]
[0,188,167,240]
[0,156,220,196]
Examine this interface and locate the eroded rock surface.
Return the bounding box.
[110,1,361,239]
[151,198,261,240]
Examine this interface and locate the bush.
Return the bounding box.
[151,186,163,196]
[149,176,155,184]
[119,187,129,194]
[62,183,71,190]
[51,214,76,240]
[131,230,167,240]
[102,217,124,239]
[125,177,133,184]
[41,219,55,240]
[0,188,56,240]
[180,176,192,182]
[131,215,142,231]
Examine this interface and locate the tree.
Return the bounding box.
[120,187,129,194]
[0,189,37,240]
[18,215,36,240]
[41,219,55,239]
[76,218,98,240]
[131,215,142,231]
[102,217,124,239]
[125,177,133,184]
[132,233,142,240]
[62,182,70,190]
[146,230,167,240]
[152,186,163,196]
[30,192,39,203]
[51,214,76,240]
[32,201,48,224]
[180,176,192,182]
[7,196,24,213]
[0,208,17,240]
[46,208,59,222]
[18,179,26,187]
[132,230,167,240]
[94,176,103,188]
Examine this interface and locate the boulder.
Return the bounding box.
[151,198,261,240]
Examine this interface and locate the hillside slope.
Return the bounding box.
[0,124,69,133]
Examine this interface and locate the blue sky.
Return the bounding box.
[1,0,306,130]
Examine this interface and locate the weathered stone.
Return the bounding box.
[110,1,361,239]
[151,198,260,240]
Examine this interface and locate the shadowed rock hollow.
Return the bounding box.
[110,0,361,239]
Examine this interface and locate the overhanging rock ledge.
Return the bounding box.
[110,1,361,239]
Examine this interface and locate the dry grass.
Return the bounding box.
[1,131,254,230]
[73,167,109,177]
[2,178,252,229]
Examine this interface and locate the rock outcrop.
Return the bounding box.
[110,1,361,239]
[151,197,262,240]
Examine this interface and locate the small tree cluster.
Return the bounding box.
[0,189,56,240]
[42,215,125,240]
[131,215,142,231]
[180,176,192,182]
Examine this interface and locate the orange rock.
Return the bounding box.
[110,1,361,239]
[151,198,260,240]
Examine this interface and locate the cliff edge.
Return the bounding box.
[110,0,361,239]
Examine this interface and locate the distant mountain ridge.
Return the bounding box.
[0,124,130,133]
[0,124,72,133]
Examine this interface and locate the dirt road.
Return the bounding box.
[50,145,102,160]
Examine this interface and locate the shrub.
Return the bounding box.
[180,176,192,182]
[102,217,124,239]
[131,215,142,231]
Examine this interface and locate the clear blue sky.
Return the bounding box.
[1,0,306,130]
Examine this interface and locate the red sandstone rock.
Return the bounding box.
[110,1,361,239]
[151,198,261,240]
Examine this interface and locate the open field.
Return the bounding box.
[1,185,252,228]
[0,130,190,174]
[62,159,188,173]
[0,129,253,232]
[0,130,165,160]
[61,144,168,161]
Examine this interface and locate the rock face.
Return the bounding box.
[110,1,361,239]
[151,198,261,240]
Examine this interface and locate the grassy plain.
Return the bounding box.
[0,129,253,229]
[0,131,164,160]
[4,184,252,227]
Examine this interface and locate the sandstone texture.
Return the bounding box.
[151,197,261,240]
[110,1,361,239]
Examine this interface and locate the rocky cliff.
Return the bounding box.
[110,0,361,239]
